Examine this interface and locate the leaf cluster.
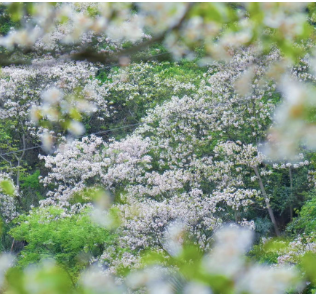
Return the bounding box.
[10,207,116,279]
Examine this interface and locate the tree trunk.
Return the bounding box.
[253,166,280,237]
[289,166,293,221]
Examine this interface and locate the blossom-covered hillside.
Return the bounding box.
[1,2,316,294]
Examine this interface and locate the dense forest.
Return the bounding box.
[1,2,316,294]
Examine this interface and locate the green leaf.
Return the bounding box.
[0,179,15,196]
[301,252,316,284]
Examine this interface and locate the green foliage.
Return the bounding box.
[250,238,289,265]
[298,252,316,293]
[301,252,316,284]
[19,170,45,212]
[267,165,310,217]
[141,243,236,294]
[10,207,116,279]
[20,170,41,190]
[5,261,75,294]
[0,219,15,252]
[0,4,20,35]
[0,179,15,196]
[287,191,316,235]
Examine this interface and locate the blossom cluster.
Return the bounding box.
[0,59,111,148]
